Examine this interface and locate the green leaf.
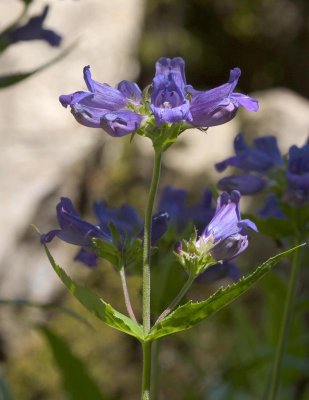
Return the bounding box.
[40,327,107,400]
[146,245,304,341]
[43,245,144,341]
[0,42,76,88]
[0,374,13,400]
[92,238,121,267]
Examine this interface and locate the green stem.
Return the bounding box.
[156,274,195,324]
[267,245,301,400]
[150,340,160,400]
[142,342,152,400]
[119,266,137,323]
[141,149,162,400]
[142,150,162,334]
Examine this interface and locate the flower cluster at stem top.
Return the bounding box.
[59,57,258,147]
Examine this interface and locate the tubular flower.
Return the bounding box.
[157,186,215,233]
[60,58,258,137]
[197,191,257,261]
[41,197,169,267]
[59,66,145,137]
[259,194,285,219]
[188,69,258,127]
[215,133,282,173]
[215,133,283,195]
[286,138,309,204]
[217,174,267,195]
[5,6,62,47]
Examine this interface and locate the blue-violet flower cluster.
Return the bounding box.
[40,197,169,267]
[60,58,258,139]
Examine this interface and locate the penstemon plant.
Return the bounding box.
[39,57,303,399]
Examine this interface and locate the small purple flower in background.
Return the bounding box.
[259,194,285,219]
[157,186,215,233]
[41,197,169,267]
[60,57,258,137]
[286,138,309,204]
[215,133,282,173]
[218,174,267,195]
[5,6,62,47]
[215,133,282,195]
[197,191,257,261]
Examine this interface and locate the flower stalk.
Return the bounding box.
[141,149,162,400]
[119,266,137,323]
[156,273,195,323]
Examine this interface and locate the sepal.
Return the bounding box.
[174,230,218,277]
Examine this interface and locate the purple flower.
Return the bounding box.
[286,138,309,204]
[188,69,258,127]
[151,57,193,125]
[41,197,169,267]
[60,58,258,136]
[157,186,215,232]
[217,174,267,195]
[40,197,109,247]
[197,191,257,261]
[259,194,285,219]
[215,133,282,173]
[5,6,62,47]
[59,66,144,137]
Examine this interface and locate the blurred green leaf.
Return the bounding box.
[146,245,304,341]
[0,298,92,329]
[43,245,144,341]
[0,43,76,88]
[40,326,107,400]
[0,374,13,400]
[93,238,121,267]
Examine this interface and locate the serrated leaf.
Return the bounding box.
[146,245,304,341]
[40,327,107,400]
[43,245,144,341]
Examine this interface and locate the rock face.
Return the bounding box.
[0,0,144,302]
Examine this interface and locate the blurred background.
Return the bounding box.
[0,0,308,399]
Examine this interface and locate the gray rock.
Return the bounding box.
[0,0,144,305]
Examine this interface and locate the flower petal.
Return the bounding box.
[74,248,98,267]
[100,110,144,137]
[189,68,258,127]
[117,80,142,102]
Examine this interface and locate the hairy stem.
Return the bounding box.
[150,340,160,400]
[119,266,137,323]
[141,150,162,400]
[142,342,152,400]
[142,150,162,334]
